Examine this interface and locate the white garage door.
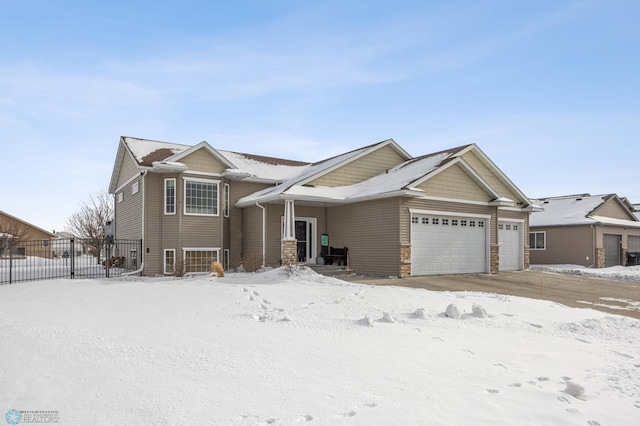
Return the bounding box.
[498,221,523,271]
[411,213,488,275]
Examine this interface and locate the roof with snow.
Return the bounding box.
[530,194,640,228]
[113,136,533,208]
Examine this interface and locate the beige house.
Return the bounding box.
[529,194,640,267]
[0,210,56,258]
[108,136,536,277]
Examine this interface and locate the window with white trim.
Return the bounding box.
[164,249,176,274]
[132,181,139,195]
[224,183,230,217]
[529,232,546,250]
[184,179,218,216]
[117,192,123,203]
[165,178,176,215]
[184,249,218,272]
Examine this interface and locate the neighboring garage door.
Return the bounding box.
[411,212,489,275]
[603,234,621,267]
[498,221,523,271]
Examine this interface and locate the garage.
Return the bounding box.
[498,220,524,271]
[411,211,490,275]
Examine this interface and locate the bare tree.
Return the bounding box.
[0,220,32,256]
[65,189,114,263]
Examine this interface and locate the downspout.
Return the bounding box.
[590,224,596,268]
[256,202,266,267]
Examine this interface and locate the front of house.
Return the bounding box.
[108,137,536,277]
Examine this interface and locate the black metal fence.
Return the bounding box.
[0,238,142,284]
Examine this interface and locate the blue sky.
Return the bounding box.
[2,0,638,232]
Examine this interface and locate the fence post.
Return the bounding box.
[8,238,13,284]
[70,238,75,279]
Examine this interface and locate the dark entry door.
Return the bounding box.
[603,234,621,267]
[295,220,307,262]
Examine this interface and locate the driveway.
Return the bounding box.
[344,270,640,320]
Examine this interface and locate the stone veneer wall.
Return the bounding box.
[400,244,411,278]
[596,248,605,268]
[490,244,500,274]
[281,239,297,265]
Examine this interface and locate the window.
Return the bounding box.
[478,221,484,228]
[529,232,546,250]
[432,218,439,225]
[164,249,175,274]
[461,220,467,227]
[411,217,419,224]
[451,219,458,226]
[470,220,476,227]
[184,249,218,272]
[165,179,176,215]
[132,181,139,195]
[224,183,230,217]
[442,219,449,225]
[117,192,123,203]
[422,217,429,224]
[184,179,218,216]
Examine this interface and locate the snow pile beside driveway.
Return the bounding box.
[531,264,640,283]
[1,267,640,425]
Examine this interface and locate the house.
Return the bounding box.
[0,210,57,258]
[108,136,536,277]
[529,194,640,267]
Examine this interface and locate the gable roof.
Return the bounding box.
[0,210,56,238]
[109,136,534,210]
[530,194,640,227]
[236,142,532,208]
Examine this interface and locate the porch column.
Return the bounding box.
[281,200,297,265]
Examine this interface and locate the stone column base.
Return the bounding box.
[490,244,500,274]
[281,239,297,266]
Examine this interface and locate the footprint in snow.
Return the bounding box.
[242,288,249,292]
[263,299,271,304]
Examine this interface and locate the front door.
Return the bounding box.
[294,219,316,263]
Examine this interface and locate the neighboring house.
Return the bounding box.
[529,194,640,268]
[108,136,536,277]
[0,210,56,258]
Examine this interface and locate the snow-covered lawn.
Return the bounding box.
[1,267,639,425]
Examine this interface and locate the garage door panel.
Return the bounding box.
[498,221,523,271]
[411,213,488,276]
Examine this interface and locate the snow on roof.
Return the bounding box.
[239,150,453,205]
[590,215,640,228]
[529,193,638,227]
[123,137,190,166]
[218,150,309,181]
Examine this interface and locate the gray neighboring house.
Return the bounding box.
[109,136,537,277]
[529,194,640,267]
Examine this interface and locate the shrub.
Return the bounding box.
[211,261,224,277]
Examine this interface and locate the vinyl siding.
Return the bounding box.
[114,175,143,241]
[230,181,272,263]
[326,198,401,276]
[418,164,492,202]
[308,145,406,187]
[529,225,594,266]
[181,149,227,173]
[592,198,635,221]
[115,152,140,190]
[461,151,520,202]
